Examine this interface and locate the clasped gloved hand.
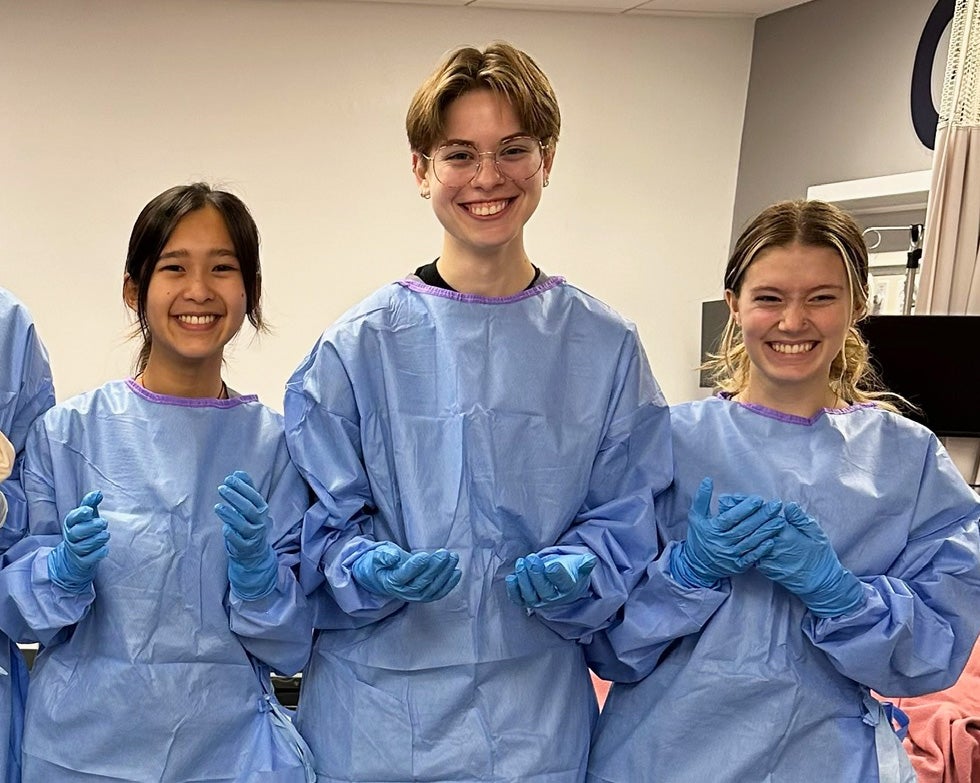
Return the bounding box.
[505,552,598,610]
[752,501,866,618]
[351,542,462,603]
[670,477,782,589]
[215,471,280,601]
[48,490,110,593]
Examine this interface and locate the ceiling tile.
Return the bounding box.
[470,0,635,11]
[630,0,810,15]
[338,0,471,5]
[324,0,814,15]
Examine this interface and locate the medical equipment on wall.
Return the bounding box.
[862,224,925,315]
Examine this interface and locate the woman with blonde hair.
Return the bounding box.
[587,199,980,783]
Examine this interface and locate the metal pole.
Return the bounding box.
[903,224,924,315]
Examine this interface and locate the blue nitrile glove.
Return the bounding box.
[351,542,462,602]
[670,477,782,588]
[717,493,748,514]
[753,501,866,618]
[505,552,598,610]
[215,471,280,601]
[47,490,110,593]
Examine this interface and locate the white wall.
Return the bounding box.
[1,0,753,409]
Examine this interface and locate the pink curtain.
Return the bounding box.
[891,638,980,783]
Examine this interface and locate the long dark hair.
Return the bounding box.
[125,183,264,373]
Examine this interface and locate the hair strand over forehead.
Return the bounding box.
[406,41,561,156]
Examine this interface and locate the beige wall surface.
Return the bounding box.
[1,0,754,409]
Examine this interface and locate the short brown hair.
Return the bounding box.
[406,41,560,159]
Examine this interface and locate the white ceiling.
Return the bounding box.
[334,0,813,19]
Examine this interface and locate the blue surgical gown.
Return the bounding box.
[0,288,55,545]
[0,287,54,783]
[587,395,980,783]
[0,380,314,782]
[284,277,671,783]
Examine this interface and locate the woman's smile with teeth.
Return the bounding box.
[466,200,508,216]
[177,314,218,325]
[769,341,815,354]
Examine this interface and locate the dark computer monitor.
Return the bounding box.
[699,299,731,388]
[858,315,980,437]
[698,302,980,437]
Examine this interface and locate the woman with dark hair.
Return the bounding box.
[586,200,980,783]
[0,183,314,782]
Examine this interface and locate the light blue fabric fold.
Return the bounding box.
[0,288,55,552]
[284,279,671,782]
[862,691,917,783]
[0,287,55,783]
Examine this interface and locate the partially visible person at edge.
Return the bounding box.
[587,199,980,783]
[0,184,315,781]
[284,41,671,783]
[0,286,55,783]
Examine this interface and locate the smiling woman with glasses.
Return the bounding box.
[284,41,672,783]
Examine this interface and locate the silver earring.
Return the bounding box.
[421,191,431,199]
[543,178,550,188]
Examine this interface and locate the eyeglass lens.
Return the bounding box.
[431,138,543,187]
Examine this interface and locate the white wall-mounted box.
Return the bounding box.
[806,170,931,216]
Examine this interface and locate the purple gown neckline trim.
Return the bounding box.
[125,378,257,409]
[716,391,876,426]
[398,275,565,304]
